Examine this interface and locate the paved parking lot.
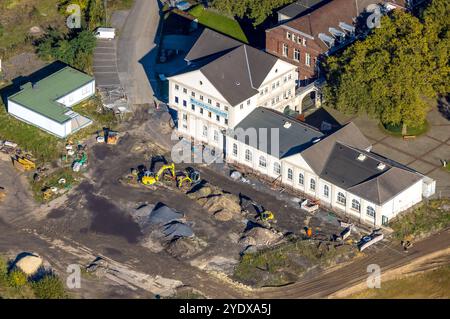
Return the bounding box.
[321,105,450,197]
[93,39,121,88]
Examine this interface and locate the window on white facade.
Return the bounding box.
[282,43,288,57]
[200,95,204,100]
[337,192,346,205]
[182,113,187,121]
[175,84,179,90]
[287,168,293,181]
[264,87,268,94]
[175,96,179,104]
[274,162,281,175]
[310,179,316,191]
[232,143,238,157]
[208,98,212,104]
[213,130,219,142]
[323,185,329,197]
[191,104,195,111]
[202,125,208,137]
[199,108,203,114]
[216,115,220,122]
[298,173,304,185]
[240,104,243,109]
[224,106,228,111]
[305,53,311,66]
[247,99,250,105]
[259,156,267,168]
[81,86,89,95]
[208,111,212,118]
[183,100,187,107]
[293,49,300,61]
[191,92,195,97]
[225,119,228,125]
[216,102,220,108]
[245,149,252,162]
[367,206,376,218]
[183,88,187,93]
[352,199,360,211]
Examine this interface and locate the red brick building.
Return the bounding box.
[265,0,410,86]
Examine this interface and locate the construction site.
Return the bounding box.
[1,101,406,298]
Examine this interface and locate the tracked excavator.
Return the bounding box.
[141,163,176,186]
[177,167,200,189]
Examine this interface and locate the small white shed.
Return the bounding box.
[94,27,116,40]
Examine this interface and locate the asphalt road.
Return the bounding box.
[117,0,160,106]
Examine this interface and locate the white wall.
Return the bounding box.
[56,80,95,107]
[7,100,71,138]
[380,180,423,222]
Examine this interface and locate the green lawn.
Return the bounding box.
[379,121,429,137]
[390,199,450,241]
[0,0,65,54]
[0,101,61,163]
[188,5,248,43]
[348,265,450,299]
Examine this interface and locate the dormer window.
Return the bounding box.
[357,154,366,161]
[286,32,291,40]
[377,163,386,170]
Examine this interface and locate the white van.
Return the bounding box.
[94,27,116,40]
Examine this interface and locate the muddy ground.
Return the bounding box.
[0,106,377,298]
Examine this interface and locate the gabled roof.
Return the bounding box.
[320,143,423,204]
[179,29,280,106]
[301,122,371,174]
[185,28,242,62]
[231,107,324,159]
[8,66,94,123]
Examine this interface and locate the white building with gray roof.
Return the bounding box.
[168,29,435,226]
[226,108,435,226]
[168,28,298,149]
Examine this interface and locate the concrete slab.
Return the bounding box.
[93,66,118,73]
[425,144,450,167]
[371,143,415,165]
[352,115,386,141]
[382,136,441,157]
[426,124,450,142]
[427,107,450,126]
[407,160,436,175]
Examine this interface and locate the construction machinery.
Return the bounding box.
[13,156,36,171]
[141,163,175,186]
[177,167,200,189]
[105,130,119,145]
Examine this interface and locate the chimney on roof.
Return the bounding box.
[32,82,38,89]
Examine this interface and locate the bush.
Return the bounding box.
[8,269,28,288]
[31,274,67,299]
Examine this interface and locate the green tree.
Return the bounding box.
[37,29,96,72]
[323,10,438,134]
[211,0,294,26]
[31,274,67,299]
[422,0,450,94]
[86,0,106,31]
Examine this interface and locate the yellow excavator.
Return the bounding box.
[141,163,176,186]
[177,167,200,189]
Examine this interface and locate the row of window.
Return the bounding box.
[176,97,229,125]
[173,84,228,110]
[286,32,307,47]
[232,143,377,218]
[259,73,294,97]
[282,44,311,66]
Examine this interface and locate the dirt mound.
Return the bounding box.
[187,183,241,220]
[166,237,206,259]
[214,210,233,221]
[15,253,43,276]
[240,227,282,248]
